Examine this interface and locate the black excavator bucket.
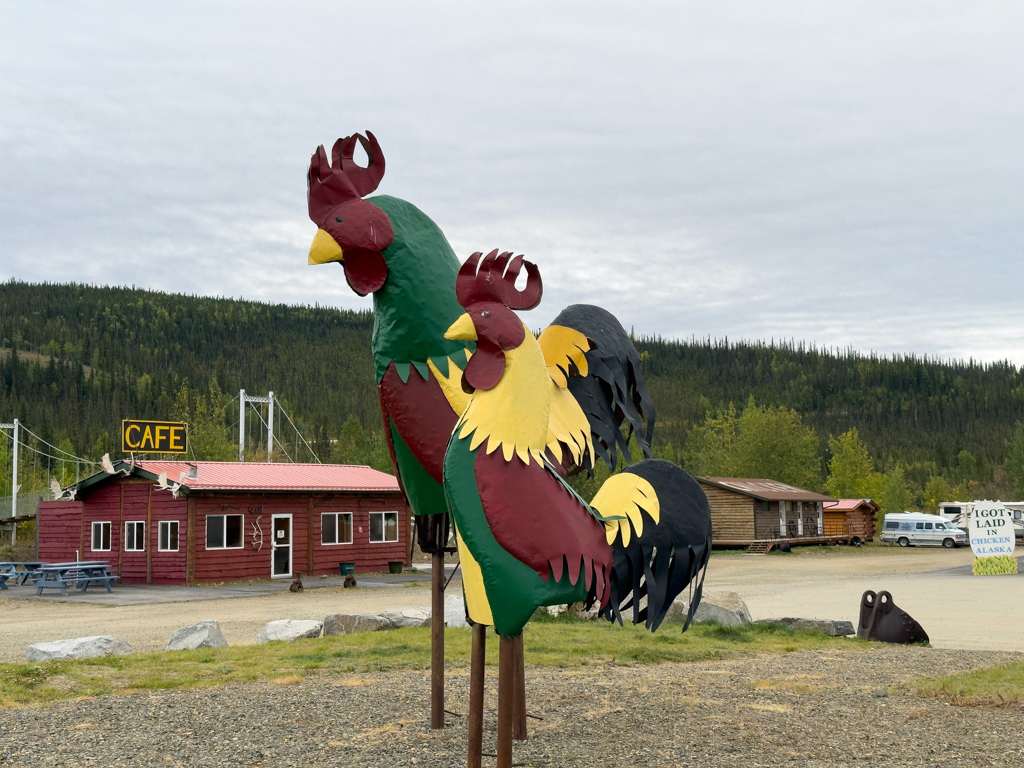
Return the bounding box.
[857,590,929,644]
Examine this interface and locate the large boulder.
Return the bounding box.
[27,636,134,662]
[324,614,391,636]
[445,594,469,628]
[664,590,752,627]
[380,608,430,628]
[756,617,855,637]
[166,621,229,651]
[256,620,323,644]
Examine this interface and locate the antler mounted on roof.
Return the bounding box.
[456,249,543,310]
[307,131,386,222]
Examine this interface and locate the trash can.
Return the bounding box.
[339,563,355,576]
[388,561,404,575]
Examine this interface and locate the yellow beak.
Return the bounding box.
[445,313,478,341]
[308,228,344,265]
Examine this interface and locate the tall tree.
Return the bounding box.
[826,428,877,498]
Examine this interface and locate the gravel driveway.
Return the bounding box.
[4,645,1022,767]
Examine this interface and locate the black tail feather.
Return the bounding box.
[550,304,656,472]
[600,459,713,632]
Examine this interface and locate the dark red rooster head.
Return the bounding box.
[306,131,395,296]
[444,250,543,392]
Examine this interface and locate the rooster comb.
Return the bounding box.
[456,250,543,311]
[307,131,385,222]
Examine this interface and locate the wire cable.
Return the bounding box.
[249,402,294,463]
[273,395,322,464]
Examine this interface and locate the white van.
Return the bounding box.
[881,512,968,548]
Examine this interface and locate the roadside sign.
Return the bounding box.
[121,420,189,454]
[969,502,1015,558]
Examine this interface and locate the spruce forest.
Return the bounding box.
[4,280,1024,516]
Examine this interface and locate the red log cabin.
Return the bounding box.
[36,461,409,585]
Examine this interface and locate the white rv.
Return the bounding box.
[881,512,968,548]
[939,501,1024,539]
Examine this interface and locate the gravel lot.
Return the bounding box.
[4,644,1023,767]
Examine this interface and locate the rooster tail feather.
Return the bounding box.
[594,459,712,632]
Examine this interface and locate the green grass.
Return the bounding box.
[0,620,862,707]
[916,661,1024,707]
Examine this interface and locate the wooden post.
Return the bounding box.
[117,483,124,575]
[430,516,445,729]
[306,497,315,576]
[145,484,153,584]
[185,496,197,586]
[467,623,486,768]
[512,633,527,740]
[496,634,515,768]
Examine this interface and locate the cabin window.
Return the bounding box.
[322,513,353,545]
[159,520,179,552]
[206,514,244,549]
[91,521,111,551]
[124,521,145,552]
[369,511,399,543]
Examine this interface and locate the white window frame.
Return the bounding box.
[369,511,400,543]
[321,512,354,546]
[159,520,179,552]
[91,521,111,552]
[206,514,245,550]
[124,521,145,552]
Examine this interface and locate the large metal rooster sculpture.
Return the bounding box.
[443,252,712,767]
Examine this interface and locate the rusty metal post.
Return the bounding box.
[430,516,445,729]
[512,633,526,740]
[467,622,486,768]
[496,634,515,768]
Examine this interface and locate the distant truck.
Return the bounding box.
[939,501,1024,539]
[880,512,968,548]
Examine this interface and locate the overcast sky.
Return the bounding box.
[2,3,1023,363]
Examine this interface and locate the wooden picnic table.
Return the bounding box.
[33,562,118,596]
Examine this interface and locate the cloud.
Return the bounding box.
[2,2,1024,362]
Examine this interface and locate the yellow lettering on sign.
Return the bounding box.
[125,424,141,449]
[170,426,184,451]
[156,425,168,449]
[141,426,154,449]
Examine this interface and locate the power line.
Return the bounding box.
[17,423,99,465]
[248,403,294,463]
[274,395,321,464]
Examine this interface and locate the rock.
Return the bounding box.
[445,593,469,628]
[546,603,600,620]
[380,608,430,628]
[756,617,856,637]
[323,613,391,635]
[664,590,752,626]
[165,621,228,651]
[546,604,568,617]
[27,636,134,662]
[256,620,323,644]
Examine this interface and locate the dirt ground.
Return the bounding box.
[1,544,1018,661]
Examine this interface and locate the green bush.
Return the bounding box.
[972,554,1018,576]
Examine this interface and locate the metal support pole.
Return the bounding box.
[238,390,246,461]
[467,623,486,768]
[496,635,515,768]
[513,633,527,740]
[430,529,445,729]
[267,391,274,462]
[10,419,18,546]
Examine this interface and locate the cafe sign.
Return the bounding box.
[121,420,189,454]
[969,502,1015,558]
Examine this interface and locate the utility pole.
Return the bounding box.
[267,391,274,463]
[1,419,18,544]
[238,389,246,461]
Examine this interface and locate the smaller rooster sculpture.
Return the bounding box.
[442,251,712,767]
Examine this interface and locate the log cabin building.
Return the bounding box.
[697,477,841,548]
[37,461,409,584]
[822,498,878,542]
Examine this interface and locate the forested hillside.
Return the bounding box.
[4,280,1024,507]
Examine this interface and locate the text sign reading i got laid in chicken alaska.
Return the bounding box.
[969,502,1016,558]
[121,420,189,454]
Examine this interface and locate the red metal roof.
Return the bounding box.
[134,461,401,493]
[824,498,879,512]
[698,477,835,502]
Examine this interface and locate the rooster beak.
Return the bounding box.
[445,313,477,341]
[308,228,344,265]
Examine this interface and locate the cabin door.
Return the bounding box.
[271,514,292,578]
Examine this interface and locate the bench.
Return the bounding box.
[34,567,119,596]
[0,570,11,591]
